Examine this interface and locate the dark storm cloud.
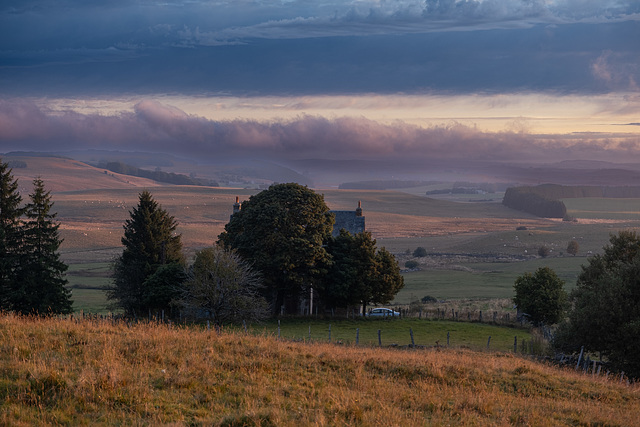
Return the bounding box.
[1,1,639,96]
[1,99,638,164]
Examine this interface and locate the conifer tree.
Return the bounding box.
[12,177,72,315]
[109,190,184,316]
[0,159,23,311]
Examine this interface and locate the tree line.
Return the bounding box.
[503,183,640,218]
[502,186,567,218]
[0,159,72,315]
[101,161,218,186]
[109,183,404,323]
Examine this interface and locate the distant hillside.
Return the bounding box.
[2,155,162,193]
[339,180,438,190]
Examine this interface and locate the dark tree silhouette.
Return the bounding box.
[554,231,640,378]
[218,183,334,315]
[11,178,72,315]
[323,230,404,314]
[0,159,23,311]
[109,190,184,316]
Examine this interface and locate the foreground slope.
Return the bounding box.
[1,314,638,425]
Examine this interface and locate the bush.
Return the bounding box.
[404,260,418,269]
[421,295,438,303]
[538,246,550,257]
[413,247,427,257]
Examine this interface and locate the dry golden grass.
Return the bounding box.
[1,313,638,426]
[9,156,160,194]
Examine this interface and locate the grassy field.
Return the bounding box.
[259,318,533,353]
[49,184,640,314]
[1,314,638,426]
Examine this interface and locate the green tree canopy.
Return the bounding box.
[11,178,72,315]
[554,231,640,377]
[323,230,404,313]
[0,159,23,311]
[513,266,567,326]
[178,246,268,325]
[218,183,334,315]
[109,190,184,316]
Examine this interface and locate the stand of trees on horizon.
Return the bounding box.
[101,161,219,187]
[503,183,640,218]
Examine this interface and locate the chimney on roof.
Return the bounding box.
[233,196,241,215]
[355,200,363,217]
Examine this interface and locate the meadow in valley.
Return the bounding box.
[4,156,640,425]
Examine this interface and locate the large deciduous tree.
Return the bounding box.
[218,183,334,315]
[109,190,184,316]
[178,246,268,325]
[0,159,23,311]
[553,231,640,378]
[11,178,72,315]
[323,230,404,314]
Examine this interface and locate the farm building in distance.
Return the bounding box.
[330,201,365,236]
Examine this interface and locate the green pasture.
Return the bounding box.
[69,288,111,313]
[394,256,584,304]
[255,318,532,353]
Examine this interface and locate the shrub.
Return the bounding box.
[404,260,419,269]
[413,247,427,257]
[537,246,550,258]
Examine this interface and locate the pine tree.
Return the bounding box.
[0,159,23,311]
[109,190,184,316]
[12,177,72,315]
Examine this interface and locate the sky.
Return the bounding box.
[1,0,640,170]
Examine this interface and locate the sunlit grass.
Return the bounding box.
[1,313,639,425]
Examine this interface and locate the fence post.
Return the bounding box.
[278,320,281,339]
[576,346,584,370]
[487,336,491,350]
[447,331,450,346]
[356,328,359,345]
[410,328,415,347]
[243,320,247,333]
[378,330,382,347]
[207,320,210,331]
[514,336,517,353]
[309,325,311,342]
[479,311,482,322]
[328,324,331,342]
